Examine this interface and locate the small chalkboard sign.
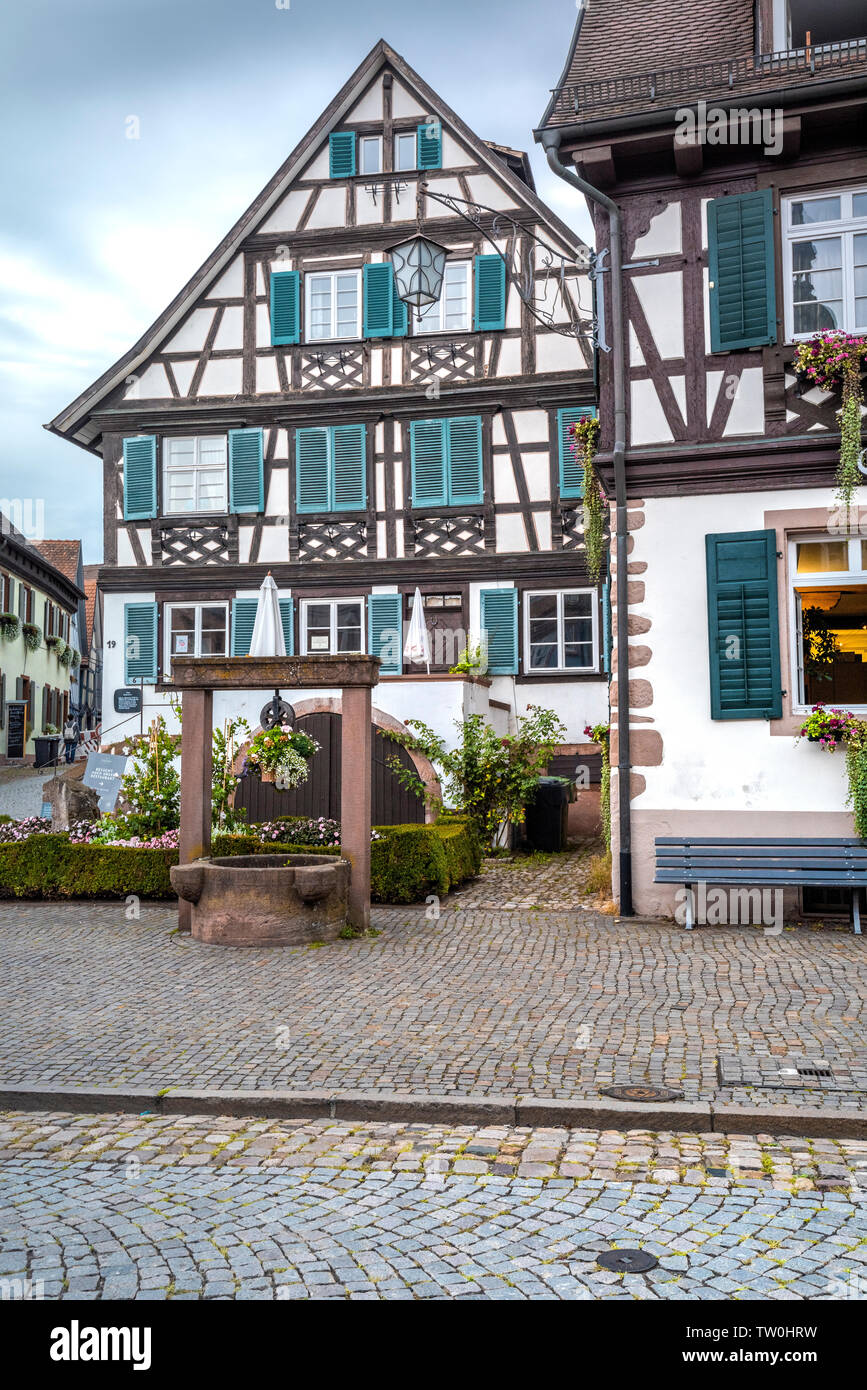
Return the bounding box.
[114,688,142,714]
[82,752,130,813]
[6,702,26,759]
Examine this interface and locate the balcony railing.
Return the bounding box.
[550,38,867,119]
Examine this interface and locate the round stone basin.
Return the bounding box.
[170,853,350,946]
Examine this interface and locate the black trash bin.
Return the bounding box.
[33,736,61,769]
[524,776,572,852]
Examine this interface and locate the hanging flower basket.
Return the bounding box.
[22,623,41,653]
[243,727,320,792]
[0,611,20,642]
[793,332,867,509]
[796,704,867,839]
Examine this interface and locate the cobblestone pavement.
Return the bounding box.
[450,846,603,911]
[1,1113,865,1300]
[1,901,865,1108]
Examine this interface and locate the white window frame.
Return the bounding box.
[358,135,382,175]
[394,130,417,172]
[162,436,228,515]
[782,184,867,340]
[413,260,472,335]
[164,601,229,668]
[787,533,867,712]
[304,268,362,343]
[523,588,599,674]
[299,597,365,656]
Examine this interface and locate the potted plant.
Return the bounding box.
[22,622,41,652]
[59,644,74,668]
[797,704,867,838]
[0,611,20,641]
[243,727,319,790]
[793,331,867,508]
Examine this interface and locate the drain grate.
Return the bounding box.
[597,1249,658,1274]
[599,1084,684,1103]
[717,1053,863,1093]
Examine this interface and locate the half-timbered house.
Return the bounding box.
[539,0,867,912]
[49,40,603,824]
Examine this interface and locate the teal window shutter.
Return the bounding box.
[278,598,294,656]
[708,190,777,351]
[410,420,447,506]
[122,436,157,520]
[363,263,394,338]
[474,254,506,331]
[481,589,518,675]
[124,602,158,683]
[417,121,442,170]
[368,593,403,676]
[332,424,366,510]
[231,598,258,656]
[392,271,408,337]
[329,131,356,178]
[446,416,483,504]
[706,530,782,720]
[270,270,300,346]
[228,428,264,513]
[296,427,330,513]
[558,407,594,498]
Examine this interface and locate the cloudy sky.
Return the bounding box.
[0,0,591,561]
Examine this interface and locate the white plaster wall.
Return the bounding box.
[633,487,850,814]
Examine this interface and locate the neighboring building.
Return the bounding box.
[538,0,867,912]
[33,540,86,723]
[0,520,84,761]
[48,39,605,823]
[80,564,103,730]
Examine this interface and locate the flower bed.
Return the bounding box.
[0,818,481,904]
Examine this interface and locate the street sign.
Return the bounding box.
[81,752,130,812]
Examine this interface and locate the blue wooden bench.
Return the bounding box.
[654,837,867,934]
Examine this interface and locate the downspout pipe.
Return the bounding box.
[540,132,633,916]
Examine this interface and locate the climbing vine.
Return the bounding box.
[569,416,605,583]
[585,721,611,851]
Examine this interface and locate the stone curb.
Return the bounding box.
[1,1084,865,1139]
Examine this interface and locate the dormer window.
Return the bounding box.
[773,0,865,51]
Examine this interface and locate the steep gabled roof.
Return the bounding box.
[33,539,82,586]
[537,0,755,129]
[48,38,587,452]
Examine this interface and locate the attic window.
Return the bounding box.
[359,137,382,176]
[774,0,865,50]
[394,131,416,172]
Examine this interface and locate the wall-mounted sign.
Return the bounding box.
[82,752,130,812]
[6,702,26,759]
[113,688,142,714]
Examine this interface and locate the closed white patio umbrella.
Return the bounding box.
[249,573,285,657]
[404,586,431,674]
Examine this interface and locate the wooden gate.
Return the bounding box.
[234,711,425,825]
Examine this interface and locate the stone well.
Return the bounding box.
[170,854,350,946]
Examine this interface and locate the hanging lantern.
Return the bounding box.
[386,234,448,308]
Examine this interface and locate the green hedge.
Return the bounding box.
[0,822,481,905]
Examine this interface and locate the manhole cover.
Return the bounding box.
[597,1249,658,1274]
[599,1084,683,1102]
